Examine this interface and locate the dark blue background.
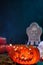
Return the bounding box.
[0,0,43,44]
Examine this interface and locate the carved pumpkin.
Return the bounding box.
[6,45,40,65]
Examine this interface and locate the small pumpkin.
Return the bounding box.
[0,37,7,45]
[0,45,6,53]
[6,45,40,65]
[0,37,7,53]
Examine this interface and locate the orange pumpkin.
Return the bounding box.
[6,45,40,65]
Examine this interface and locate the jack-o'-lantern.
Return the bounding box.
[6,45,40,65]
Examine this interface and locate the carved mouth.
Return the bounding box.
[15,56,33,62]
[19,58,33,61]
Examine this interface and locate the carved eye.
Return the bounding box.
[30,52,33,55]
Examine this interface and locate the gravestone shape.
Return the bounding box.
[26,22,42,45]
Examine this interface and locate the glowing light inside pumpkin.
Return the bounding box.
[9,44,12,46]
[6,45,40,65]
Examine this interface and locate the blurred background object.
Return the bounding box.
[26,22,42,46]
[0,0,43,44]
[0,37,7,45]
